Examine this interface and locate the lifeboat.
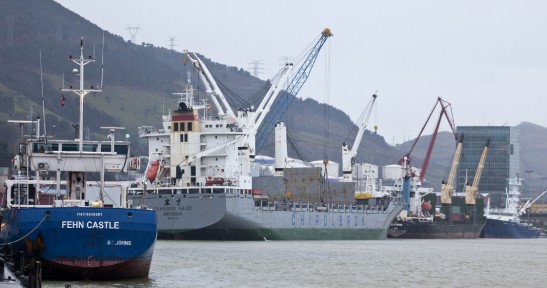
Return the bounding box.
[355,193,373,200]
[146,161,160,183]
[421,201,432,211]
[206,176,224,186]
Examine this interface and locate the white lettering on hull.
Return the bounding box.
[291,214,366,228]
[61,220,120,229]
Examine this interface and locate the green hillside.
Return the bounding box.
[3,0,544,194]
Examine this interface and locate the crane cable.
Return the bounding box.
[321,39,332,203]
[323,39,331,160]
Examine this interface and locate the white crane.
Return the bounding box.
[183,50,236,121]
[519,189,547,216]
[341,93,377,182]
[177,64,293,168]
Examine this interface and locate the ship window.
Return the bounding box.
[33,143,47,153]
[174,122,179,132]
[62,143,78,151]
[114,144,128,155]
[82,144,97,152]
[180,122,186,131]
[188,122,193,131]
[180,134,188,142]
[48,144,59,152]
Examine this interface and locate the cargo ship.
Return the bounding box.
[126,34,404,240]
[387,192,486,239]
[0,40,157,280]
[387,159,486,239]
[388,116,487,239]
[480,177,544,238]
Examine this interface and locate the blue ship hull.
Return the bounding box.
[0,207,157,280]
[480,218,541,238]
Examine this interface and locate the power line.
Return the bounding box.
[168,36,176,50]
[126,25,141,43]
[248,60,263,78]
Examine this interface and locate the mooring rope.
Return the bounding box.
[0,212,50,246]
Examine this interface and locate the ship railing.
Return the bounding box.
[256,199,276,211]
[138,126,158,136]
[134,186,252,196]
[251,199,390,214]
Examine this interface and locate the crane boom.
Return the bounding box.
[177,65,294,169]
[441,133,464,205]
[465,138,490,204]
[399,97,457,182]
[246,65,293,136]
[341,93,377,182]
[519,189,547,215]
[255,28,333,152]
[176,28,325,170]
[183,50,236,120]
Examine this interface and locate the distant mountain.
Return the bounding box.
[515,122,547,195]
[1,0,545,195]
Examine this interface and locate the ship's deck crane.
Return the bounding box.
[465,138,490,205]
[399,97,458,182]
[244,65,294,148]
[177,64,294,168]
[255,28,333,153]
[519,189,547,216]
[341,93,378,182]
[441,133,464,205]
[177,28,330,169]
[183,49,237,121]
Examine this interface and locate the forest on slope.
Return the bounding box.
[2,0,545,195]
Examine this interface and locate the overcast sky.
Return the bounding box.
[54,0,547,145]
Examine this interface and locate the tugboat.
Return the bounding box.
[0,39,157,280]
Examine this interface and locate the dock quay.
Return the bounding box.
[0,252,42,288]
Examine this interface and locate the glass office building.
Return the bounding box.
[456,126,519,207]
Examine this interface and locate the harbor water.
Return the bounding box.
[45,238,546,287]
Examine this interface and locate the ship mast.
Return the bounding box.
[62,38,102,152]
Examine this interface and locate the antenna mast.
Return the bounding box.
[61,38,102,152]
[39,50,47,138]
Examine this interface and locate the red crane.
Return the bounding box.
[399,97,458,182]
